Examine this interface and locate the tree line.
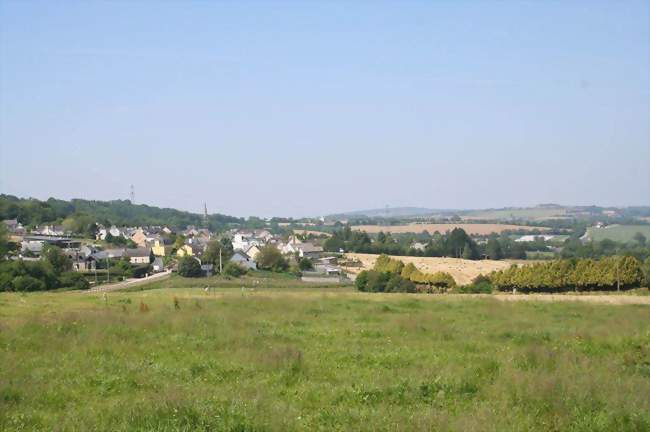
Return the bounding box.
[490,256,648,293]
[0,194,242,233]
[355,254,456,293]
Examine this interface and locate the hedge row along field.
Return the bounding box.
[356,255,457,293]
[490,256,644,292]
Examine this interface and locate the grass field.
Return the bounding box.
[1,281,649,431]
[344,253,513,285]
[353,223,548,236]
[585,225,650,243]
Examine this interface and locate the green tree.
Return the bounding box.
[256,245,288,272]
[41,244,72,275]
[177,256,203,277]
[485,238,503,260]
[298,257,314,271]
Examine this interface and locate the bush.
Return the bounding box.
[12,275,46,292]
[223,262,247,277]
[355,270,370,291]
[459,281,493,294]
[59,272,90,290]
[298,257,313,271]
[177,256,203,278]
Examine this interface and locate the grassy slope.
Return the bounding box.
[1,285,649,431]
[586,225,650,243]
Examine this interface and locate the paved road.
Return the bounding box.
[87,270,171,293]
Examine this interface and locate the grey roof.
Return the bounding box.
[125,248,151,258]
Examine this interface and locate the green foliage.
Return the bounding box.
[41,245,72,275]
[177,256,203,278]
[0,260,58,291]
[298,257,314,271]
[59,272,90,290]
[491,256,644,292]
[256,245,288,272]
[12,275,46,292]
[459,281,493,294]
[202,238,234,266]
[223,262,247,278]
[374,254,404,273]
[0,194,242,232]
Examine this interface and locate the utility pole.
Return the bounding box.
[130,185,135,204]
[219,248,223,274]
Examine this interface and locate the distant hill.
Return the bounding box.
[0,194,243,231]
[329,207,455,219]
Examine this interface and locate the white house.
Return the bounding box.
[230,250,257,270]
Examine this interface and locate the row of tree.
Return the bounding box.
[356,254,456,293]
[490,256,647,292]
[324,226,483,259]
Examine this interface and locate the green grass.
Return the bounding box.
[585,225,650,243]
[1,282,649,431]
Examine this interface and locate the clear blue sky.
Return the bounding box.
[1,1,648,217]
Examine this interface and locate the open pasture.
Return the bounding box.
[1,284,648,431]
[585,225,650,243]
[352,223,548,236]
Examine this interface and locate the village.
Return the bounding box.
[2,218,345,286]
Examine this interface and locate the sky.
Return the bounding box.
[1,1,648,217]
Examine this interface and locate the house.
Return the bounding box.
[21,241,44,256]
[515,235,555,243]
[411,242,427,252]
[151,239,173,257]
[230,250,257,270]
[245,244,262,260]
[130,229,149,248]
[37,225,66,236]
[97,225,128,241]
[125,248,152,265]
[283,242,323,258]
[201,263,214,277]
[152,257,165,273]
[3,219,25,235]
[92,248,126,260]
[176,242,204,258]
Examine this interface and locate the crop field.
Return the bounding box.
[462,208,568,221]
[352,223,548,236]
[585,225,650,243]
[344,253,513,285]
[1,283,649,431]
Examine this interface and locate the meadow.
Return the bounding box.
[585,225,650,243]
[1,280,649,431]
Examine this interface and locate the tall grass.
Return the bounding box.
[0,288,648,431]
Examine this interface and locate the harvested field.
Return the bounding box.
[352,223,548,235]
[343,252,514,285]
[293,229,332,237]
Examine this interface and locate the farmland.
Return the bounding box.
[352,223,548,236]
[584,225,650,243]
[1,284,649,431]
[462,208,568,221]
[344,253,514,285]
